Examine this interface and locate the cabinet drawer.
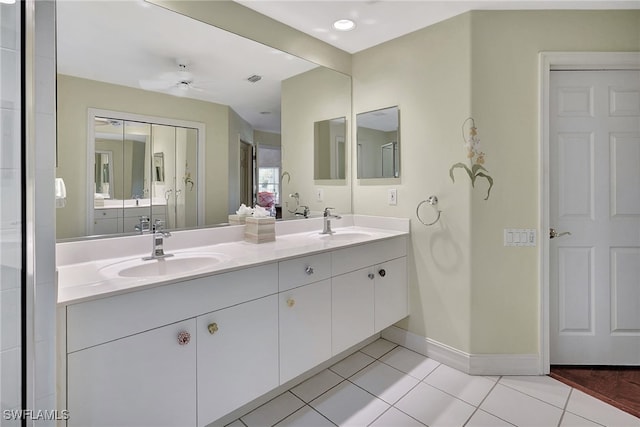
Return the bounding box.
[67,263,278,352]
[123,206,152,218]
[94,208,121,219]
[332,236,407,276]
[279,252,331,291]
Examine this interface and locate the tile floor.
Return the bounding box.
[227,339,640,427]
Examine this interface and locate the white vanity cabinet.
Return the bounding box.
[331,237,408,355]
[61,230,408,426]
[67,319,197,427]
[64,263,278,427]
[278,253,332,383]
[197,295,279,426]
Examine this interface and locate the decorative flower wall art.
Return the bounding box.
[449,117,494,200]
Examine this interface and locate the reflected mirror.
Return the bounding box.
[56,0,352,240]
[314,117,346,180]
[356,106,400,179]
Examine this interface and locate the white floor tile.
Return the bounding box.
[274,406,335,427]
[499,375,571,409]
[395,382,476,427]
[241,392,304,427]
[465,409,515,426]
[330,351,375,378]
[480,383,563,427]
[560,411,603,427]
[360,339,397,359]
[349,360,419,404]
[423,364,495,406]
[565,389,640,427]
[369,407,425,427]
[225,420,246,427]
[310,381,389,426]
[378,346,440,380]
[291,369,343,403]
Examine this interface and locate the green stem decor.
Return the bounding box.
[449,118,494,200]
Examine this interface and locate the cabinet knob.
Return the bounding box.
[207,323,219,335]
[378,269,386,277]
[305,265,314,275]
[368,273,375,280]
[177,331,191,345]
[287,298,295,308]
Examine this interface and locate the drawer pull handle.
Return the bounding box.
[378,269,386,277]
[287,298,295,308]
[305,266,314,275]
[368,273,375,280]
[177,331,191,345]
[207,323,219,335]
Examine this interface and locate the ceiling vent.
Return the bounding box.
[247,74,262,83]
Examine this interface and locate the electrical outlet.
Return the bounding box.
[388,188,397,205]
[316,188,323,202]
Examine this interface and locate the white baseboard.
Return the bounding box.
[381,326,541,376]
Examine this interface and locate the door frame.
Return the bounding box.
[538,52,640,374]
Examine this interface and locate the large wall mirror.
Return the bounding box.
[56,0,352,240]
[356,106,400,179]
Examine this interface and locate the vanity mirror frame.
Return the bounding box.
[87,108,206,236]
[356,106,401,182]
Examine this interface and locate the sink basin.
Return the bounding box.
[99,253,225,278]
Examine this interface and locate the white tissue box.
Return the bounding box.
[244,216,275,243]
[228,214,248,225]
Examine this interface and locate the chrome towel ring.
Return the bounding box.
[416,195,441,226]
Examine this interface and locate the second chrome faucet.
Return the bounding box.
[321,207,341,235]
[143,219,173,260]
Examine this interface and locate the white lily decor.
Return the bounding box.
[449,117,494,200]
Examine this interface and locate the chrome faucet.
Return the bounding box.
[295,205,310,218]
[134,215,150,234]
[143,219,173,260]
[321,207,342,235]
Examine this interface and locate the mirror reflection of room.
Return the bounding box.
[314,117,346,180]
[356,106,400,179]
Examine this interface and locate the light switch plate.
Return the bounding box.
[388,189,397,205]
[504,229,536,247]
[316,188,323,202]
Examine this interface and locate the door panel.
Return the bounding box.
[550,70,640,365]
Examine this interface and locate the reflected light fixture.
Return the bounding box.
[333,19,356,31]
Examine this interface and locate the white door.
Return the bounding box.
[550,70,640,365]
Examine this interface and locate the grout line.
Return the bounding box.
[461,378,516,427]
[306,404,338,426]
[497,376,572,410]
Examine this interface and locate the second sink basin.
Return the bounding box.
[99,252,226,278]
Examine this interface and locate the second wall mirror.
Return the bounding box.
[356,106,400,179]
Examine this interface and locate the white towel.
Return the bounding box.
[55,178,66,208]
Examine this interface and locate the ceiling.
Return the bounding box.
[57,1,640,133]
[236,0,640,54]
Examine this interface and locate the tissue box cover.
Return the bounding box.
[244,216,275,243]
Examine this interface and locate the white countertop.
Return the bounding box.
[56,215,409,306]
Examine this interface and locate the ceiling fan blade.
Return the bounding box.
[139,79,174,90]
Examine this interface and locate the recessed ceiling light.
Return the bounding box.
[333,19,356,31]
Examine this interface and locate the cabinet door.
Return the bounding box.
[279,279,332,383]
[332,269,374,355]
[374,257,408,332]
[67,319,196,427]
[197,295,279,426]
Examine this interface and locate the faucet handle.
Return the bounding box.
[323,207,335,216]
[153,219,165,231]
